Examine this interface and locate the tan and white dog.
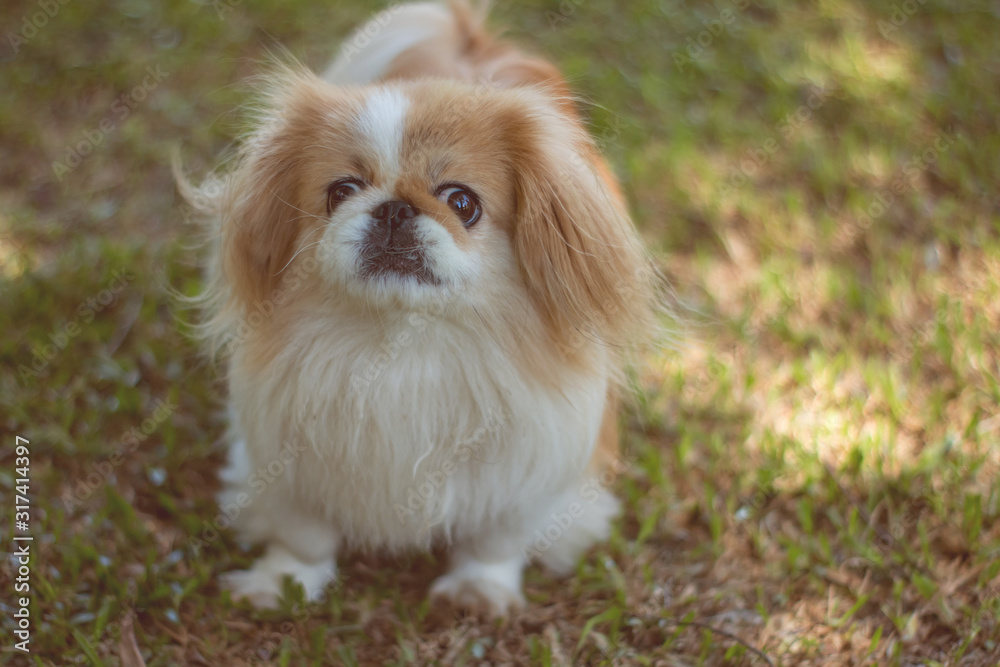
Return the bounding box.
[183,0,655,616]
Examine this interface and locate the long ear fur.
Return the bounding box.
[513,109,655,352]
[175,63,335,354]
[219,67,329,307]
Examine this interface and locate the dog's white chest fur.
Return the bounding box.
[224,303,608,551]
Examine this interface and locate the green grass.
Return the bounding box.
[2,0,999,664]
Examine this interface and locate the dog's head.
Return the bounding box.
[212,67,652,348]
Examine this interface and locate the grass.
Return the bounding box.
[1,0,998,664]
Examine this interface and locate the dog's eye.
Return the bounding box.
[327,178,365,215]
[436,184,481,227]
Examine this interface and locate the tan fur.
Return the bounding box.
[382,1,574,109]
[216,76,369,306]
[587,390,620,474]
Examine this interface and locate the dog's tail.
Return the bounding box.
[322,1,570,98]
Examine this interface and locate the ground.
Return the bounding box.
[1,0,998,665]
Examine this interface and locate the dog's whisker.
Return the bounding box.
[275,226,327,276]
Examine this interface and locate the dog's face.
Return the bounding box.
[312,84,520,308]
[218,69,649,345]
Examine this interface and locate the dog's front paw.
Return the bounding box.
[430,556,525,618]
[222,544,336,609]
[220,568,286,609]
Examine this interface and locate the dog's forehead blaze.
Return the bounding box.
[353,87,410,182]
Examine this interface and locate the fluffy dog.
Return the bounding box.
[182,0,655,616]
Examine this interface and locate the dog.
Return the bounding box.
[181,0,656,616]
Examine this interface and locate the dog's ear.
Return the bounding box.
[221,143,304,306]
[219,68,334,306]
[511,107,654,348]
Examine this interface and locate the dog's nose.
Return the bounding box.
[360,200,431,281]
[368,200,419,251]
[372,200,416,225]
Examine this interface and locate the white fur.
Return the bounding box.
[316,85,479,306]
[220,542,336,609]
[225,297,610,551]
[526,483,622,575]
[323,2,457,85]
[430,550,526,615]
[356,87,409,181]
[219,295,617,611]
[318,201,482,306]
[413,211,480,286]
[316,195,482,308]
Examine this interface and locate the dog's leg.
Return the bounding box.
[221,533,338,609]
[217,438,339,609]
[527,481,621,577]
[430,480,620,616]
[430,528,528,618]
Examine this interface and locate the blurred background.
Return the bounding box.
[1,0,998,664]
